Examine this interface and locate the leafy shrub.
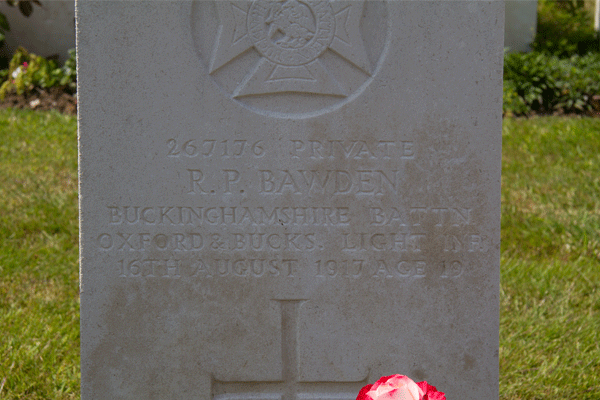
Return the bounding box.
[0,47,76,100]
[503,79,529,116]
[61,48,77,89]
[503,51,600,116]
[533,0,598,57]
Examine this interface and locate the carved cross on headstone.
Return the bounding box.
[209,0,372,98]
[212,300,369,400]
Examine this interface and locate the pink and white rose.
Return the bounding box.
[356,375,445,400]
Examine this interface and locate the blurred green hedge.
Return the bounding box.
[503,52,600,116]
[503,0,600,116]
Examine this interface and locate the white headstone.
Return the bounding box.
[0,0,75,63]
[505,0,538,53]
[78,2,503,399]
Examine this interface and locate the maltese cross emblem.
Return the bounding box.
[209,0,372,98]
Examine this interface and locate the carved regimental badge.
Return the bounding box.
[191,0,389,117]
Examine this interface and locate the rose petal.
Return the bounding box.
[427,392,445,400]
[416,381,446,400]
[384,387,419,400]
[356,384,374,400]
[370,375,397,391]
[367,375,423,400]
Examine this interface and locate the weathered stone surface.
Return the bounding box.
[77,2,503,399]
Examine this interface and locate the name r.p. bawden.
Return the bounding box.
[187,168,406,196]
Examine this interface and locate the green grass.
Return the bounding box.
[0,109,79,399]
[501,117,600,399]
[1,109,599,398]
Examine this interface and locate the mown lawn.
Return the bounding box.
[0,109,599,399]
[0,109,79,399]
[501,117,600,399]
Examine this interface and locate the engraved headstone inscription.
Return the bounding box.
[77,1,503,399]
